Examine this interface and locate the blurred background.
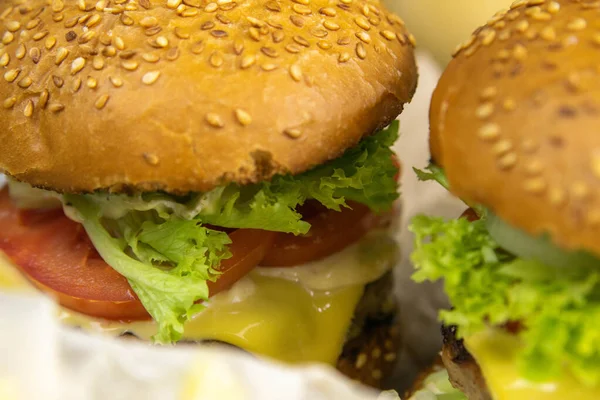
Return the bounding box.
[384,0,513,65]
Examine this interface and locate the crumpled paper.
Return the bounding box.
[0,53,465,399]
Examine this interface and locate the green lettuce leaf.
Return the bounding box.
[65,195,231,343]
[410,215,600,387]
[77,121,400,235]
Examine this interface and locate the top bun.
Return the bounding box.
[430,0,600,256]
[0,0,416,194]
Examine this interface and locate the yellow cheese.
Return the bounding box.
[0,227,397,364]
[61,273,364,365]
[465,329,600,400]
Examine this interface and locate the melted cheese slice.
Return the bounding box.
[465,329,599,400]
[0,230,397,365]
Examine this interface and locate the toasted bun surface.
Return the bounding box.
[430,0,600,257]
[0,0,416,194]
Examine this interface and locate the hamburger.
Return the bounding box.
[0,0,417,388]
[408,0,600,398]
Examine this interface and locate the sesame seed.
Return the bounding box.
[515,20,529,33]
[319,7,336,17]
[15,44,26,59]
[338,52,350,63]
[142,70,160,85]
[261,63,277,71]
[143,153,160,166]
[503,98,516,111]
[109,76,123,87]
[531,11,551,21]
[39,90,49,109]
[4,68,20,83]
[2,31,14,44]
[293,35,309,47]
[3,97,17,109]
[204,2,218,12]
[265,1,281,12]
[103,46,117,57]
[356,31,371,44]
[206,112,224,128]
[498,152,517,170]
[209,52,223,67]
[338,36,351,45]
[247,16,265,28]
[481,86,498,100]
[354,16,370,31]
[524,178,547,194]
[52,0,65,12]
[45,36,57,50]
[513,44,527,61]
[183,0,200,6]
[87,14,101,27]
[476,103,494,119]
[272,30,284,43]
[240,54,256,69]
[71,57,86,74]
[49,103,65,113]
[481,29,496,46]
[372,370,382,380]
[6,21,20,32]
[248,27,260,41]
[86,76,98,88]
[120,13,134,26]
[94,94,109,109]
[72,77,82,92]
[167,0,181,8]
[114,36,125,50]
[290,15,305,27]
[26,18,41,30]
[17,76,32,88]
[23,100,33,117]
[0,53,9,67]
[525,160,543,175]
[567,18,587,32]
[54,47,69,65]
[234,108,252,126]
[156,36,168,47]
[191,41,204,54]
[547,1,560,14]
[380,30,396,41]
[292,4,311,15]
[323,20,340,31]
[384,353,396,362]
[260,46,277,58]
[317,40,331,50]
[52,75,64,88]
[289,64,302,82]
[284,128,302,138]
[540,26,556,41]
[478,123,500,141]
[78,30,95,44]
[493,139,513,155]
[355,43,367,59]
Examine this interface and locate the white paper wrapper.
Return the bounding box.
[0,53,465,399]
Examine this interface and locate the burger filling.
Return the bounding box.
[0,123,400,363]
[409,164,600,399]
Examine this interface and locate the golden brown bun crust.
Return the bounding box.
[430,0,600,257]
[0,0,417,194]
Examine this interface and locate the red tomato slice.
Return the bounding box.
[0,189,274,321]
[260,201,393,267]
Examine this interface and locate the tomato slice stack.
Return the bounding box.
[0,179,394,321]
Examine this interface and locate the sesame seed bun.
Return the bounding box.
[430,0,600,256]
[0,0,416,194]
